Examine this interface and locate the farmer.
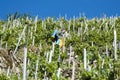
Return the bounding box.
[52,28,66,51]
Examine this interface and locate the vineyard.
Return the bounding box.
[0,14,120,80]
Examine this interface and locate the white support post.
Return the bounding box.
[44,20,46,29]
[27,59,30,78]
[35,59,39,80]
[91,41,93,47]
[101,59,104,69]
[46,52,49,62]
[80,26,82,40]
[106,43,108,57]
[87,60,91,71]
[2,25,5,33]
[30,32,33,39]
[23,47,27,80]
[105,23,108,32]
[84,21,88,33]
[114,29,117,60]
[7,66,10,76]
[44,71,47,80]
[52,42,55,55]
[68,20,71,33]
[57,68,61,80]
[84,48,87,70]
[73,16,75,33]
[32,37,35,46]
[5,42,8,49]
[34,16,38,32]
[60,20,62,28]
[72,60,75,80]
[49,50,53,63]
[69,46,72,67]
[42,20,44,27]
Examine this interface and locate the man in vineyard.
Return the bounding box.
[52,28,66,52]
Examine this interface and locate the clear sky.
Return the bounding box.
[0,0,120,19]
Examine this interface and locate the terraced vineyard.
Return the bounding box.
[0,15,120,80]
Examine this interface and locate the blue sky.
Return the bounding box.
[0,0,120,19]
